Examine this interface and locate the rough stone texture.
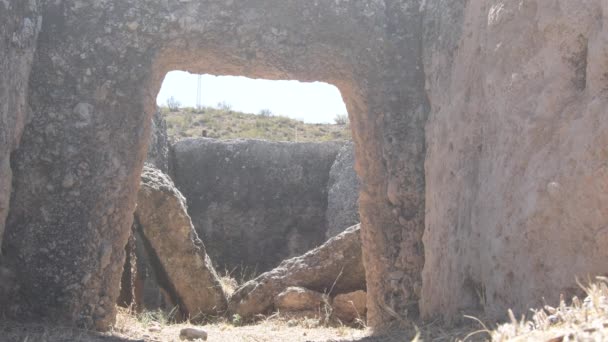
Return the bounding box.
[274,287,325,312]
[421,0,608,321]
[326,142,360,238]
[118,108,171,312]
[2,0,605,332]
[0,0,41,252]
[172,138,341,272]
[145,109,170,174]
[135,166,227,318]
[228,224,364,319]
[179,328,208,341]
[2,0,429,330]
[332,290,367,323]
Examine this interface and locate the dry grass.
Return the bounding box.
[113,307,368,342]
[161,106,351,142]
[489,277,608,341]
[3,279,608,341]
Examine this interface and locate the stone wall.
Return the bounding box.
[421,0,608,321]
[0,0,428,329]
[172,138,342,273]
[2,0,605,333]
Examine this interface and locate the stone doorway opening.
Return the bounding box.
[1,1,428,332]
[118,69,363,321]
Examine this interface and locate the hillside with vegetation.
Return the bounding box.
[160,105,351,142]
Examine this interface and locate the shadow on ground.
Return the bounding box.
[0,321,145,342]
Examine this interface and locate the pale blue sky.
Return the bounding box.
[156,71,348,124]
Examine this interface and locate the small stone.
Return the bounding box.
[148,325,161,332]
[274,287,324,312]
[179,328,207,341]
[332,290,367,323]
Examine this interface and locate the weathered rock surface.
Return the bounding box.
[0,0,41,252]
[135,166,227,318]
[274,287,325,312]
[172,138,342,273]
[332,290,367,323]
[1,0,427,329]
[5,0,605,332]
[179,328,208,341]
[421,0,608,321]
[228,224,364,319]
[326,142,360,238]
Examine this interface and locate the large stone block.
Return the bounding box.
[172,138,342,273]
[421,0,608,321]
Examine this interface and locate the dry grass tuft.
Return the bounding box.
[219,274,239,297]
[490,277,608,341]
[112,307,367,342]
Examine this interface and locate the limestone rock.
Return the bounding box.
[5,0,605,332]
[135,166,227,318]
[274,287,325,312]
[179,328,208,341]
[228,224,365,319]
[1,0,426,330]
[172,138,342,273]
[421,0,608,321]
[332,290,367,323]
[326,142,360,238]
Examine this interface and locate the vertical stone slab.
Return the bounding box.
[2,1,156,329]
[353,0,429,328]
[421,0,608,321]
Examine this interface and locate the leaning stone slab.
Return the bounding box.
[228,224,365,319]
[135,166,227,318]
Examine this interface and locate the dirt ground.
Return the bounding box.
[0,309,481,342]
[5,279,608,342]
